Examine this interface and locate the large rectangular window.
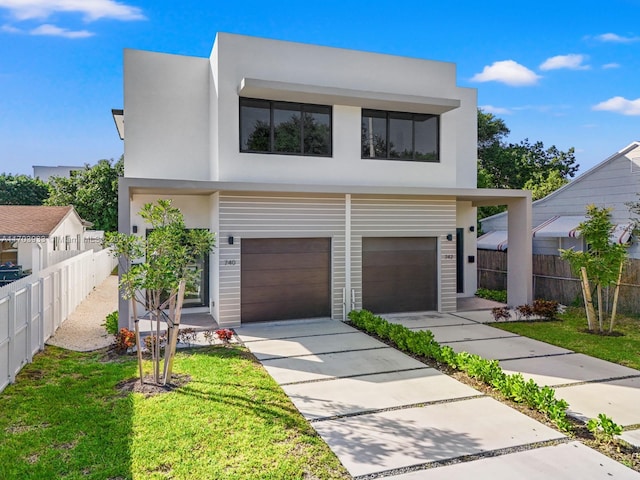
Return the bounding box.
[240,98,331,156]
[362,109,439,162]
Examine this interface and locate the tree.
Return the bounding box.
[106,200,215,385]
[477,109,578,219]
[0,174,50,205]
[560,205,628,333]
[46,157,123,231]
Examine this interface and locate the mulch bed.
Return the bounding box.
[116,373,191,397]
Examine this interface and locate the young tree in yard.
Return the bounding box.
[560,205,628,333]
[106,200,215,385]
[0,174,50,205]
[47,157,123,231]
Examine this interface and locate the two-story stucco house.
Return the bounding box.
[115,33,532,328]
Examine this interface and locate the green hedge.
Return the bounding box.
[348,309,572,432]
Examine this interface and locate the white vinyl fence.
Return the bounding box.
[0,248,117,393]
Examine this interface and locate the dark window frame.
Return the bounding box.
[361,108,440,162]
[239,97,332,157]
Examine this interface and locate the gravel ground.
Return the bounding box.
[46,275,118,352]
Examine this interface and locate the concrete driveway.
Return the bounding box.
[236,318,640,479]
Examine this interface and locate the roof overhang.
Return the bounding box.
[120,177,530,206]
[238,78,461,115]
[112,109,124,140]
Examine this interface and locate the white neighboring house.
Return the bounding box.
[114,32,533,328]
[0,206,89,277]
[479,142,640,257]
[32,165,82,182]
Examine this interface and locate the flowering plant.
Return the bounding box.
[115,328,136,353]
[215,328,234,342]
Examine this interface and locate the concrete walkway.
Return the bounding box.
[236,317,640,479]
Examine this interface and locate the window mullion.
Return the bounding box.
[269,102,274,153]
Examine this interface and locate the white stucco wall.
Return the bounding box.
[124,49,211,180]
[456,201,478,296]
[213,33,476,188]
[124,33,477,189]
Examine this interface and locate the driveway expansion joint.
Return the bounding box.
[308,394,487,423]
[438,334,521,344]
[494,351,577,362]
[351,437,572,480]
[552,373,640,389]
[260,345,390,362]
[240,330,358,343]
[278,366,434,386]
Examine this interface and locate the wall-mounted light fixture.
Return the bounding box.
[446,233,453,241]
[469,225,475,232]
[228,236,234,245]
[132,225,138,234]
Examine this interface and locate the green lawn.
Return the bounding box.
[492,308,640,370]
[0,346,350,480]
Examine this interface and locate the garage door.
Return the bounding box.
[241,238,331,322]
[362,237,437,313]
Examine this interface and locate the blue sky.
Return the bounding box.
[0,0,639,177]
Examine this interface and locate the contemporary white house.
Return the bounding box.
[32,165,82,182]
[479,142,639,257]
[115,33,532,328]
[0,206,88,276]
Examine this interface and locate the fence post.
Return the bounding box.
[26,284,33,363]
[39,277,45,350]
[8,291,16,384]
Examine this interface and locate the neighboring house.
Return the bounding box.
[0,206,88,276]
[479,142,640,257]
[114,32,532,328]
[32,165,83,182]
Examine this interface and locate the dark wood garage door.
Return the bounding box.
[362,237,437,313]
[241,238,331,323]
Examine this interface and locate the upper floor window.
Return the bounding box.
[240,98,332,156]
[361,109,439,162]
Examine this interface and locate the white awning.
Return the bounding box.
[479,218,634,252]
[611,223,634,244]
[477,230,508,251]
[532,216,585,238]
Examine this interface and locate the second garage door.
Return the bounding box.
[241,238,331,323]
[362,237,437,313]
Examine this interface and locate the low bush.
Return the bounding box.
[491,306,512,322]
[114,327,135,353]
[475,288,507,303]
[532,299,560,320]
[587,413,623,444]
[103,310,119,335]
[348,309,572,432]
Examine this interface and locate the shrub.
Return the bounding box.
[178,328,198,345]
[588,414,623,444]
[475,288,507,303]
[144,333,167,354]
[491,306,512,322]
[532,299,559,320]
[114,328,135,353]
[515,304,534,321]
[215,329,234,342]
[103,311,119,335]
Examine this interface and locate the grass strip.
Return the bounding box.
[0,345,350,480]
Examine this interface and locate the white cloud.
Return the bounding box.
[593,96,640,115]
[596,33,640,43]
[30,23,93,38]
[479,105,512,115]
[471,60,541,86]
[1,23,20,33]
[602,63,621,69]
[0,0,145,22]
[540,54,590,71]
